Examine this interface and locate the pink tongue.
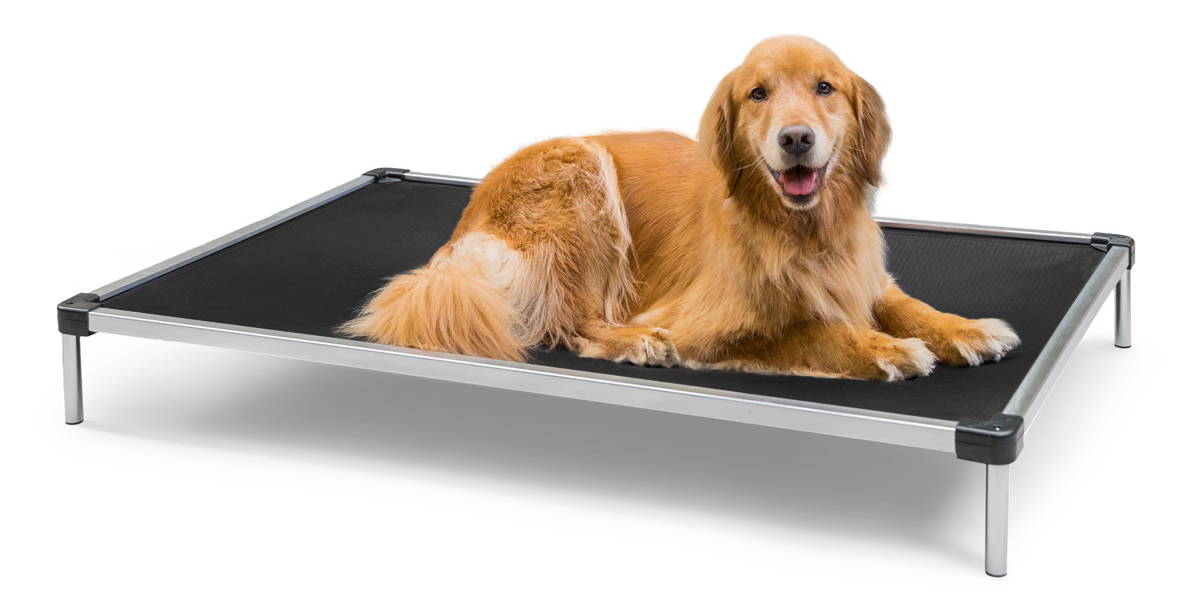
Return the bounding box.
[781,167,819,196]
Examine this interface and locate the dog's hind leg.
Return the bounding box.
[345,137,638,361]
[571,320,680,367]
[483,139,679,366]
[462,138,648,360]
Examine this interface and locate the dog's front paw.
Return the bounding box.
[873,337,936,381]
[942,318,1020,366]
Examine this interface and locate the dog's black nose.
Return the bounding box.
[778,125,816,157]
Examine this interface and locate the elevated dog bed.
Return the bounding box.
[58,168,1134,576]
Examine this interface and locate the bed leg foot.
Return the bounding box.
[63,334,83,425]
[985,464,1009,577]
[1114,268,1131,348]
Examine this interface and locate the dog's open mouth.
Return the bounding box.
[769,164,827,205]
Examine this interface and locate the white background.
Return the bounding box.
[3,1,1196,605]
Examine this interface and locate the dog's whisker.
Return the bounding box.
[732,153,767,173]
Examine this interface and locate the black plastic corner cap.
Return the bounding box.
[363,168,409,182]
[956,414,1024,464]
[58,293,101,336]
[1091,232,1135,268]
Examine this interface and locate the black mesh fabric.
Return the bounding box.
[103,179,1106,422]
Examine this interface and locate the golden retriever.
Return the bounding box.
[343,35,1019,380]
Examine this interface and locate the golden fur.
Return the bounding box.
[342,36,1020,380]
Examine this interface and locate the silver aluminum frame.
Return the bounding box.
[1115,268,1132,348]
[62,335,82,425]
[1003,247,1130,431]
[872,217,1092,244]
[63,169,1134,576]
[985,464,1010,577]
[92,175,375,300]
[86,307,958,451]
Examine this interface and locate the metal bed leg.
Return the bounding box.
[1115,268,1131,348]
[985,464,1009,577]
[63,335,83,425]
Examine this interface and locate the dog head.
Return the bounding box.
[700,36,890,212]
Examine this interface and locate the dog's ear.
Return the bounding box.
[700,69,743,197]
[850,75,891,187]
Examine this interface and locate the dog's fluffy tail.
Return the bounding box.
[339,243,526,361]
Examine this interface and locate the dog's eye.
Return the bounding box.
[749,87,768,102]
[816,82,834,96]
